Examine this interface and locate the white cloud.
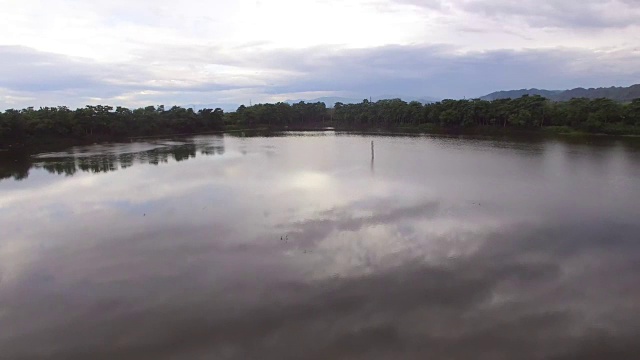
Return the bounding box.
[0,0,428,60]
[0,0,639,109]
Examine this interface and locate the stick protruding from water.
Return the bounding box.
[371,141,374,160]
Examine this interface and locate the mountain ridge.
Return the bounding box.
[480,84,640,102]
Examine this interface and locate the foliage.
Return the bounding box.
[330,95,640,133]
[0,105,224,145]
[2,95,640,147]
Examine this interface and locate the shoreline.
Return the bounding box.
[2,125,640,153]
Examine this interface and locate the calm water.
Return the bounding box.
[1,132,640,359]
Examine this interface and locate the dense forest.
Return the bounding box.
[0,105,225,146]
[2,95,640,148]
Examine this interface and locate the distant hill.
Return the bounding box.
[480,89,562,101]
[285,97,362,107]
[185,103,239,112]
[480,84,640,102]
[554,84,640,102]
[373,95,440,104]
[286,95,439,107]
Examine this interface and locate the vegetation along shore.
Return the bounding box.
[2,95,640,149]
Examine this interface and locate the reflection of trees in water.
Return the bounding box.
[0,152,31,180]
[41,159,78,176]
[172,144,197,162]
[119,153,134,169]
[139,149,170,166]
[0,138,225,181]
[77,156,119,173]
[200,144,225,156]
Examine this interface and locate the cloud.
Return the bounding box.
[0,46,263,109]
[401,0,640,29]
[1,0,640,110]
[0,46,109,93]
[1,42,639,110]
[225,44,640,99]
[467,0,640,29]
[0,45,265,94]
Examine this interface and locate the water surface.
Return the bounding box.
[1,133,640,359]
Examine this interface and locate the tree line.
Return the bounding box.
[331,96,640,133]
[191,96,640,134]
[2,96,640,147]
[0,105,224,146]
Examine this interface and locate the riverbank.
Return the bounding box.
[3,124,640,152]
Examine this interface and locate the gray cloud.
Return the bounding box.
[0,46,108,93]
[466,0,640,28]
[2,44,639,110]
[401,0,640,29]
[239,45,640,99]
[0,46,249,108]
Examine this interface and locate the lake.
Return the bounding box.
[1,132,640,359]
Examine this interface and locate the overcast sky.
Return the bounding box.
[1,0,639,110]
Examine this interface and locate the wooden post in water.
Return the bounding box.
[370,140,375,174]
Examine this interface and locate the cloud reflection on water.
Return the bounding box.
[1,133,640,359]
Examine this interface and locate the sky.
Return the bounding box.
[0,0,639,110]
